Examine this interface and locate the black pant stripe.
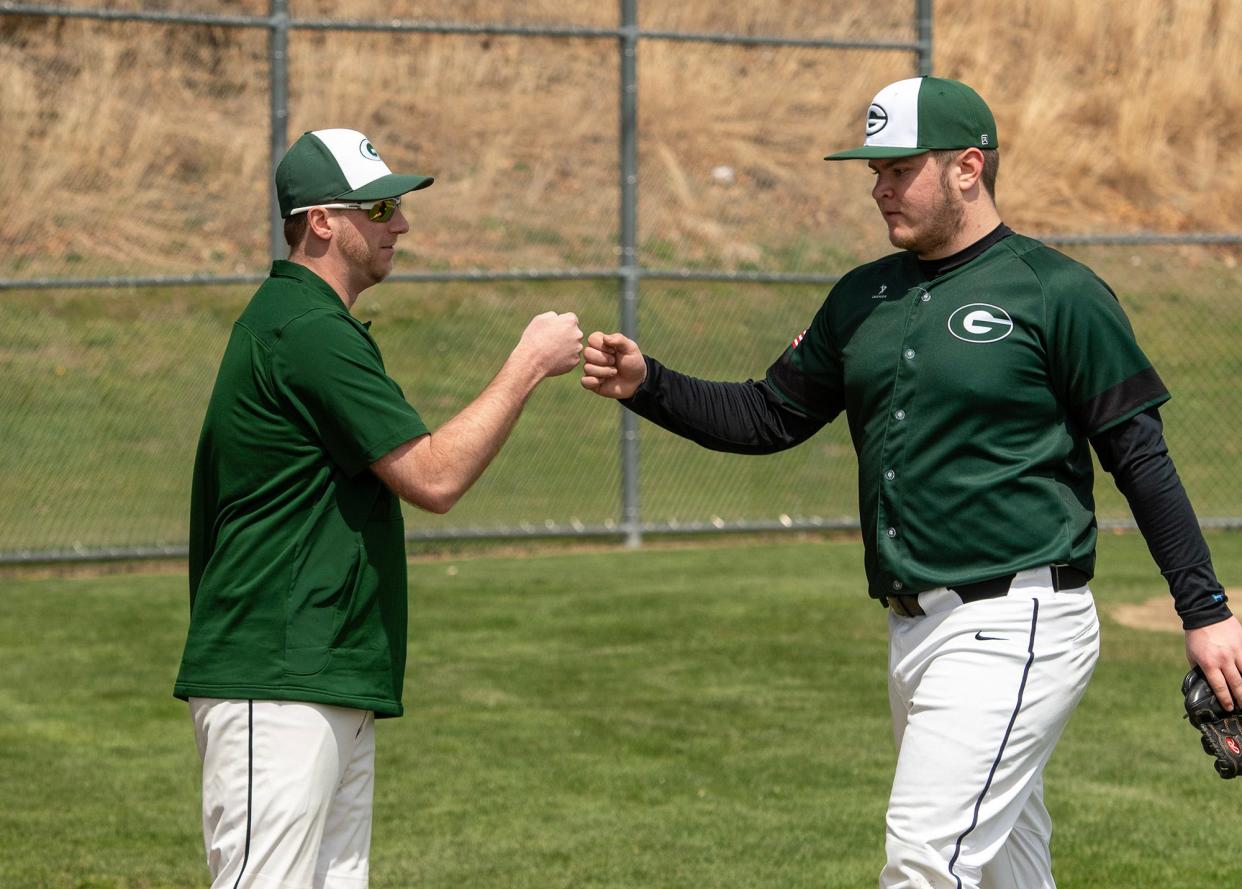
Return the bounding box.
[232,699,254,889]
[947,600,1040,889]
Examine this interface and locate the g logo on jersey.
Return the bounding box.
[866,104,889,136]
[947,303,1014,343]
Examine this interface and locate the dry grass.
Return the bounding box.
[2,1,1240,278]
[940,0,1242,232]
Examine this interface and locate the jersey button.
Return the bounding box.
[920,292,931,302]
[884,469,895,481]
[894,409,906,420]
[904,349,916,359]
[887,527,897,538]
[892,580,904,591]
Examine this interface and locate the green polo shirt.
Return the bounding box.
[174,261,428,716]
[767,234,1169,599]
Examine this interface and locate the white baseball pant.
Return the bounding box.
[880,566,1100,889]
[190,698,376,889]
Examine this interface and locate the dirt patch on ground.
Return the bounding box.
[1112,597,1182,633]
[1111,590,1242,633]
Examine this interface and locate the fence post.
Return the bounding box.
[269,0,290,261]
[618,0,642,548]
[916,0,933,75]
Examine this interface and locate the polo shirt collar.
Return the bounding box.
[269,260,349,311]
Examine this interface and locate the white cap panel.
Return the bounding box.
[864,77,922,148]
[310,128,393,188]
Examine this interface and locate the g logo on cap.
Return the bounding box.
[360,139,381,161]
[866,104,889,136]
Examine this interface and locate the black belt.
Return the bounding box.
[886,566,1090,618]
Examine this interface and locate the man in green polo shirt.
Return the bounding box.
[174,128,583,888]
[580,77,1242,887]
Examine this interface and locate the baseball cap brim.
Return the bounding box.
[337,173,434,202]
[824,146,932,161]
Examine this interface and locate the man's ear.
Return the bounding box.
[956,147,985,193]
[305,206,334,241]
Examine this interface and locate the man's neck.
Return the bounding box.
[287,253,358,310]
[918,202,1003,261]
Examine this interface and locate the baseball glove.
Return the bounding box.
[1182,666,1242,779]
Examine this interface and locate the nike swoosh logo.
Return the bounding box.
[974,631,1006,641]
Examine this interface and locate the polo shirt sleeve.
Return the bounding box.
[1043,267,1170,436]
[763,292,846,423]
[273,310,430,477]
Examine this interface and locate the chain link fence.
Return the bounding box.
[1,1,1240,562]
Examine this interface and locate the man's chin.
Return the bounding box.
[888,230,917,251]
[372,259,395,283]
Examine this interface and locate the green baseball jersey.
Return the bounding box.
[174,260,429,716]
[766,234,1169,599]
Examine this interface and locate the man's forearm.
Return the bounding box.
[621,356,825,454]
[1092,410,1231,629]
[372,352,543,513]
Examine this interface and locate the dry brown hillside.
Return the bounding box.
[1,0,1239,279]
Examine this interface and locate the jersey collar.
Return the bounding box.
[915,223,1013,280]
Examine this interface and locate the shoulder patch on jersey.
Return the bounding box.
[791,327,808,349]
[947,303,1014,343]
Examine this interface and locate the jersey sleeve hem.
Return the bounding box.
[1077,366,1171,436]
[1085,391,1171,437]
[763,351,840,421]
[763,373,811,414]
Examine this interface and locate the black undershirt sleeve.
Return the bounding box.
[1090,408,1232,629]
[619,356,827,454]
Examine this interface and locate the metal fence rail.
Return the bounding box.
[2,0,1239,564]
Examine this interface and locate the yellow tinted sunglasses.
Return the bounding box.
[290,197,401,223]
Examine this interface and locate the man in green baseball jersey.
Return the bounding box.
[174,128,582,888]
[581,77,1242,888]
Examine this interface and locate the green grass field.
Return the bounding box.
[2,244,1240,556]
[2,530,1240,887]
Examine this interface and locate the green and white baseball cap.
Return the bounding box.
[276,128,434,217]
[825,76,997,161]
